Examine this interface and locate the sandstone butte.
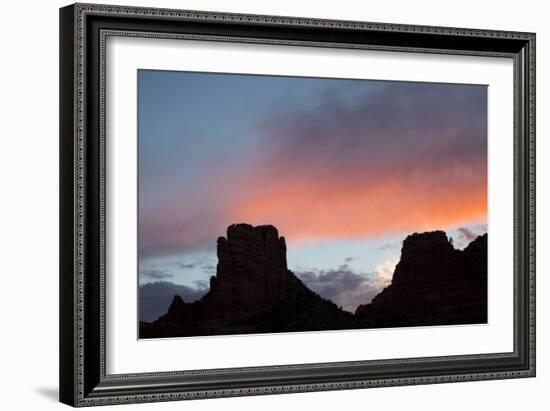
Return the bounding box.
[140,224,487,338]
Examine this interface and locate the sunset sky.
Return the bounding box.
[138,70,487,321]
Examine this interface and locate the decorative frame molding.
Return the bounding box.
[60,3,535,407]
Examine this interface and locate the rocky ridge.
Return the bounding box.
[140,224,354,338]
[140,225,487,338]
[354,231,487,327]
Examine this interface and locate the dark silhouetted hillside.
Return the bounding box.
[140,225,487,338]
[354,231,487,327]
[140,224,354,338]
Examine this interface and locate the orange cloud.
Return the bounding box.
[228,173,486,244]
[139,80,488,257]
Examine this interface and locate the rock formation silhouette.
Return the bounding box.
[140,224,354,338]
[139,225,487,338]
[355,231,487,327]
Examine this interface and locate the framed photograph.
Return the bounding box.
[59,3,536,407]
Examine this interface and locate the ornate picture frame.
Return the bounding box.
[59,3,535,407]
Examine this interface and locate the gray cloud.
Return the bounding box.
[193,280,209,289]
[139,281,209,322]
[141,269,173,280]
[457,227,477,242]
[379,243,399,251]
[451,226,486,250]
[176,262,196,269]
[296,264,390,313]
[201,263,217,273]
[260,81,487,185]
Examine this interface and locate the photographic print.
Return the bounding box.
[138,70,488,339]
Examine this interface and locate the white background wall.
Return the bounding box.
[0,0,546,409]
